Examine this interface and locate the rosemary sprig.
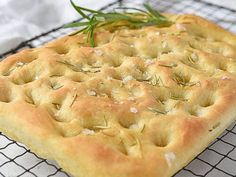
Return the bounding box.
[65,0,172,47]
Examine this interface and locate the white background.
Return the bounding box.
[0,0,114,54]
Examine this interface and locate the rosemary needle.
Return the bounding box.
[65,0,172,47]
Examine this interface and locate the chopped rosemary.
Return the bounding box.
[56,60,82,72]
[187,56,198,64]
[49,74,62,77]
[94,125,110,129]
[188,42,196,49]
[65,0,172,47]
[2,67,15,76]
[101,131,115,137]
[158,63,177,68]
[172,73,197,87]
[56,60,101,73]
[52,103,61,110]
[209,122,221,132]
[159,76,166,87]
[173,73,185,85]
[148,107,166,115]
[56,60,74,66]
[170,94,188,101]
[157,99,166,105]
[150,75,160,86]
[129,135,140,147]
[153,75,166,87]
[142,72,152,81]
[82,65,101,73]
[94,116,110,129]
[70,93,77,107]
[140,124,146,133]
[150,75,158,86]
[144,74,166,87]
[25,94,35,105]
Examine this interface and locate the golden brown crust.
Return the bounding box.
[0,14,236,177]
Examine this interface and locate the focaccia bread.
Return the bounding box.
[0,14,236,177]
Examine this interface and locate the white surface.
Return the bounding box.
[0,0,113,54]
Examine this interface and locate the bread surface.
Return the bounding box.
[0,14,236,177]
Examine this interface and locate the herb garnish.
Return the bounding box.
[56,60,82,72]
[148,107,167,115]
[147,75,166,87]
[94,117,110,129]
[65,0,172,47]
[70,93,77,107]
[209,122,220,132]
[158,63,177,68]
[171,95,188,102]
[173,73,198,87]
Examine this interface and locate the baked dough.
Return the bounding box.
[0,14,236,177]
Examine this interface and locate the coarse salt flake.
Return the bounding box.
[123,75,133,84]
[191,53,198,60]
[130,107,138,113]
[34,76,39,80]
[128,97,135,101]
[54,112,59,117]
[87,90,97,96]
[155,31,160,35]
[111,89,119,94]
[129,124,139,129]
[196,82,201,87]
[81,129,95,135]
[145,59,155,65]
[165,152,176,167]
[176,23,186,31]
[16,62,24,67]
[95,49,103,56]
[107,76,113,80]
[222,76,229,80]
